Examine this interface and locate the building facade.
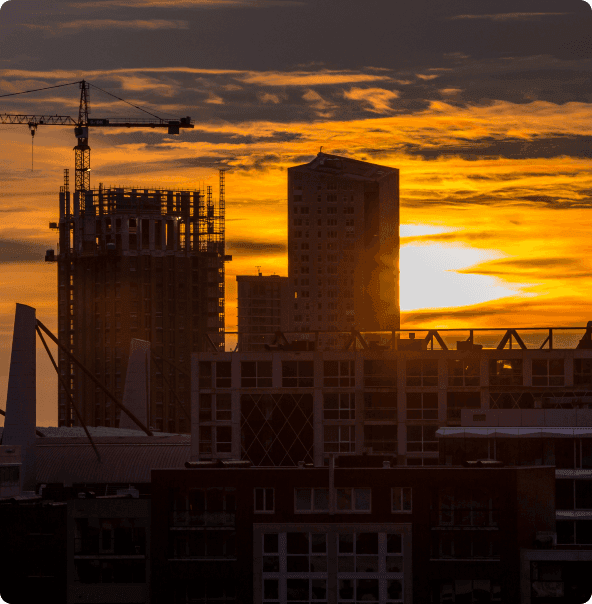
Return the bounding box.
[191,330,592,466]
[54,172,228,433]
[287,153,400,345]
[151,463,555,604]
[236,274,290,352]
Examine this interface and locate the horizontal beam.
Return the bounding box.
[0,114,76,125]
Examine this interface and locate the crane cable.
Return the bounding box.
[0,81,80,98]
[88,82,166,120]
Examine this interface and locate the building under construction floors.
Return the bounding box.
[52,170,229,433]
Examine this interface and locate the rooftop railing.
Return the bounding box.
[222,327,592,353]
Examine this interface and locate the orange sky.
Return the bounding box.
[1,1,592,424]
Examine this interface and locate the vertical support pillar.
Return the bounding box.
[119,339,150,430]
[3,304,36,492]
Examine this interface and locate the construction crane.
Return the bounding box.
[0,79,194,191]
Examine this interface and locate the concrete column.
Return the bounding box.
[119,339,150,430]
[3,304,36,492]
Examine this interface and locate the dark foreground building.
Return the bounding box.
[151,460,555,604]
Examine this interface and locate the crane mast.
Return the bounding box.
[74,80,90,192]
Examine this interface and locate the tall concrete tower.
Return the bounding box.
[53,172,228,433]
[287,152,400,346]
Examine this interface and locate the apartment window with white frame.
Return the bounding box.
[261,531,328,603]
[254,488,275,513]
[392,487,412,512]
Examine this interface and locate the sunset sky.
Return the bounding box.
[1,0,592,424]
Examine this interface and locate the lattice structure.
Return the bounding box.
[55,174,228,433]
[240,393,314,466]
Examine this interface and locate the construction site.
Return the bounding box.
[0,79,229,434]
[54,173,227,432]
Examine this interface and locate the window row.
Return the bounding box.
[253,487,412,514]
[198,358,592,389]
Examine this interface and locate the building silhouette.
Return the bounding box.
[236,273,290,352]
[287,152,400,347]
[54,171,228,433]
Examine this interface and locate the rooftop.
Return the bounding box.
[291,152,398,181]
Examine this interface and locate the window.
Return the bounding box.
[216,362,231,387]
[324,393,355,420]
[364,360,397,387]
[406,392,438,420]
[406,359,438,386]
[448,359,480,386]
[575,358,592,385]
[170,529,236,559]
[532,358,564,386]
[337,488,371,512]
[215,393,232,421]
[436,581,501,602]
[327,207,337,214]
[262,531,328,603]
[364,425,397,453]
[556,480,592,510]
[337,532,403,602]
[199,426,232,454]
[324,425,355,453]
[489,359,522,385]
[293,195,302,202]
[407,425,438,452]
[323,360,355,387]
[199,362,212,388]
[392,487,412,512]
[436,487,499,528]
[295,488,329,512]
[446,392,480,421]
[364,392,397,419]
[344,206,354,214]
[282,361,314,387]
[0,466,19,486]
[241,361,273,387]
[557,520,592,545]
[254,488,275,513]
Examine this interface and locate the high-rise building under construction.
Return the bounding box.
[54,170,228,433]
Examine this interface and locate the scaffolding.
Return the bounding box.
[53,171,227,432]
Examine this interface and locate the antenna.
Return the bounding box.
[256,265,262,276]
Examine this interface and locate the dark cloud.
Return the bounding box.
[0,238,51,263]
[402,135,592,161]
[402,295,576,324]
[226,239,286,255]
[457,256,592,279]
[401,231,499,245]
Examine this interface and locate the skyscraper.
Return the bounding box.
[287,152,399,344]
[54,171,228,433]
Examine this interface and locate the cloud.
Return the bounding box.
[0,238,50,263]
[226,240,286,255]
[301,89,335,117]
[205,92,224,104]
[240,71,392,87]
[73,0,303,7]
[343,87,399,114]
[258,92,285,104]
[25,19,190,33]
[449,13,569,21]
[457,256,592,279]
